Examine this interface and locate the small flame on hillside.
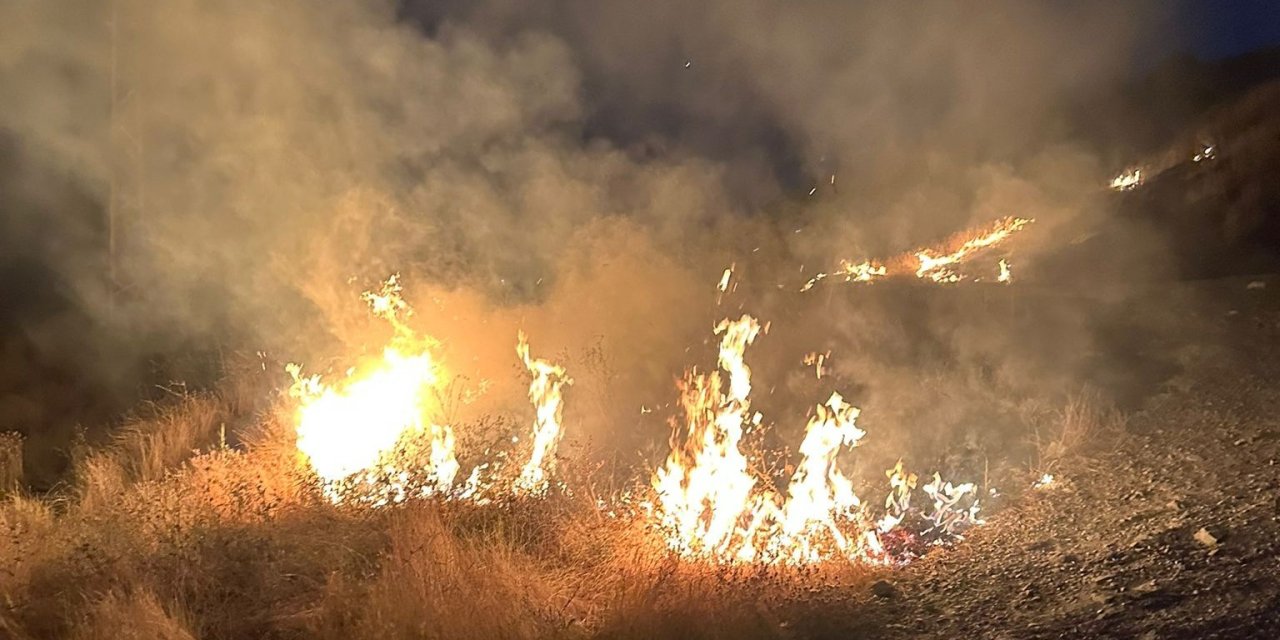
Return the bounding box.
[1109,167,1143,191]
[802,216,1032,291]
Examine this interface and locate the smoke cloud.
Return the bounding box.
[1,0,1177,484]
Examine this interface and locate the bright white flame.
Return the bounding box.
[1109,168,1143,191]
[513,332,573,495]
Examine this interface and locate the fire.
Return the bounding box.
[513,332,573,495]
[770,392,867,564]
[921,473,982,534]
[652,315,763,560]
[803,216,1033,290]
[716,265,734,293]
[802,351,830,379]
[997,258,1012,283]
[651,315,986,564]
[914,217,1032,282]
[1109,167,1143,191]
[285,277,985,565]
[287,276,457,503]
[840,259,888,283]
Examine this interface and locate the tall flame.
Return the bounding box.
[653,316,891,564]
[514,332,573,495]
[653,315,762,559]
[771,392,867,564]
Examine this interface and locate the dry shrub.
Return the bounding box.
[310,504,575,640]
[1037,388,1125,468]
[0,431,21,494]
[0,494,55,595]
[68,589,197,640]
[112,393,227,483]
[73,392,228,510]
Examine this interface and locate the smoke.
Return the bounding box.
[1,0,1179,483]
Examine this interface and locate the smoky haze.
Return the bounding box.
[1,0,1174,484]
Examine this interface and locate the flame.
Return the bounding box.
[654,316,896,564]
[1109,167,1143,191]
[770,392,867,564]
[921,473,983,534]
[997,258,1012,284]
[653,315,763,559]
[840,259,888,283]
[513,332,573,495]
[804,216,1032,290]
[881,460,918,532]
[285,278,987,565]
[802,351,830,379]
[288,275,457,503]
[914,217,1032,282]
[650,315,985,564]
[717,265,733,293]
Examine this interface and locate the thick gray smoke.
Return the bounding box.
[1,0,1173,483]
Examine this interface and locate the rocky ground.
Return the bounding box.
[779,277,1280,639]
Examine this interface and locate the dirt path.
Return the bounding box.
[863,289,1280,639]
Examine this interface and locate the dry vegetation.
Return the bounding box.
[0,367,1116,640]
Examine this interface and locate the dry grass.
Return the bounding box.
[72,392,229,511]
[0,379,902,640]
[68,590,198,640]
[1033,388,1126,475]
[0,432,21,495]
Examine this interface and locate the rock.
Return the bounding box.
[1193,527,1219,548]
[871,579,898,599]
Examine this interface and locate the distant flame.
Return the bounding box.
[998,259,1012,284]
[914,217,1032,283]
[804,216,1032,290]
[1109,168,1143,191]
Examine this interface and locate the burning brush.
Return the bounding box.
[651,314,984,566]
[285,276,985,567]
[802,216,1033,291]
[286,276,572,505]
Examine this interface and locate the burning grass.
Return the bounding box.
[0,267,1123,638]
[0,406,873,639]
[0,362,1121,639]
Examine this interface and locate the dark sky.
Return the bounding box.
[1172,0,1280,60]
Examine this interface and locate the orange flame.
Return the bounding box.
[803,216,1033,290]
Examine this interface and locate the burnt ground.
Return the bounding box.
[775,276,1280,639]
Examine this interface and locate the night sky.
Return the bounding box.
[1171,0,1280,60]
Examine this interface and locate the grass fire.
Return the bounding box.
[4,1,1280,638]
